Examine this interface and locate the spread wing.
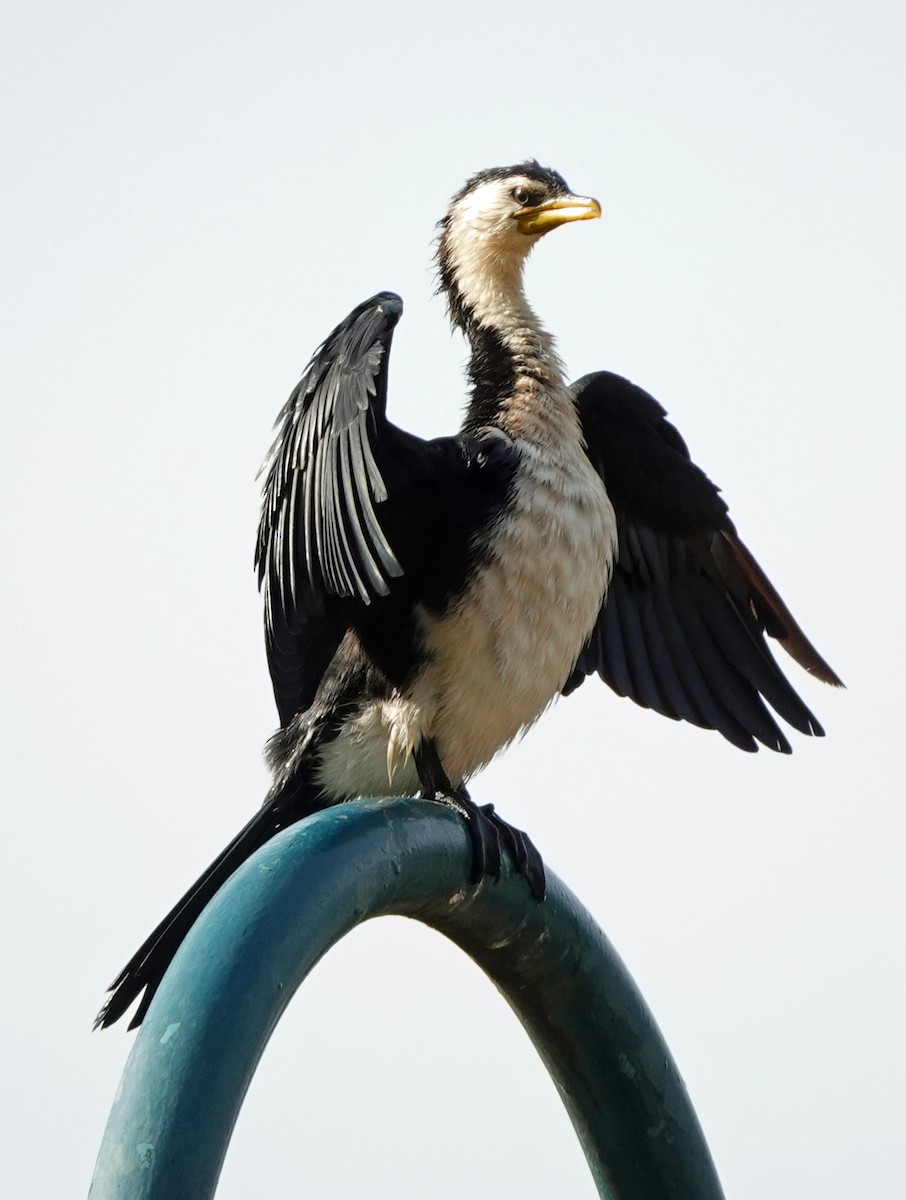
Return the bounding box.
[255,292,409,724]
[567,371,842,752]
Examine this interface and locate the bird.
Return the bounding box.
[96,161,841,1031]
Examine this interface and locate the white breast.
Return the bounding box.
[415,430,616,785]
[316,391,617,801]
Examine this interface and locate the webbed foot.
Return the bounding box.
[414,741,546,899]
[478,802,545,900]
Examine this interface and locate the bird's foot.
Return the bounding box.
[478,802,546,901]
[431,788,500,884]
[414,739,545,899]
[427,790,546,901]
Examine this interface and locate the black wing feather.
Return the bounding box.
[257,293,404,610]
[571,371,841,752]
[255,293,407,723]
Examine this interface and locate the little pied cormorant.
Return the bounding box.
[97,161,841,1030]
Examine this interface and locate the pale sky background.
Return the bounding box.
[2,2,904,1197]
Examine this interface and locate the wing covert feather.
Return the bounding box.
[571,371,841,752]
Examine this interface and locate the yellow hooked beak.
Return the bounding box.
[514,193,602,235]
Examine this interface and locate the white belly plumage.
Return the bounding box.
[316,439,617,800]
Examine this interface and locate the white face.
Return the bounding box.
[440,176,551,329]
[446,176,547,260]
[439,170,599,330]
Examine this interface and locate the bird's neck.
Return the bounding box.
[446,258,577,442]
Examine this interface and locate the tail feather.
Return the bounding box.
[95,776,323,1031]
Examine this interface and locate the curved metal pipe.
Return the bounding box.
[89,797,725,1199]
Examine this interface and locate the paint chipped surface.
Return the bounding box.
[486,915,529,950]
[617,1051,637,1080]
[159,1022,181,1045]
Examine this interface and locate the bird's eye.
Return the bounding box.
[512,186,533,206]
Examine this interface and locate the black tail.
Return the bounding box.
[95,776,324,1031]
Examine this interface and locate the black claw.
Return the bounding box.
[428,791,545,898]
[430,791,502,883]
[479,803,546,900]
[522,840,547,901]
[466,800,503,883]
[414,739,545,899]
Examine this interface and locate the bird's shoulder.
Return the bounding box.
[573,370,729,535]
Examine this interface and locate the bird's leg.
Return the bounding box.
[414,740,500,882]
[413,741,545,900]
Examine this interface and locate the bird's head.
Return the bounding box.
[436,161,600,331]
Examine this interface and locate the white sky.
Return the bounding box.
[2,1,904,1197]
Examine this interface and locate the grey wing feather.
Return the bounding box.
[255,293,405,632]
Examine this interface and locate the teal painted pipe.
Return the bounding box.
[89,797,725,1199]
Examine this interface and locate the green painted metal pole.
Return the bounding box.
[89,797,725,1199]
